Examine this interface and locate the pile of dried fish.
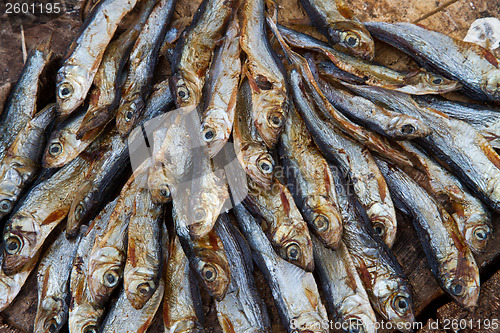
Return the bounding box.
[1,0,499,332]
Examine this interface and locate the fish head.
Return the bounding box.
[34,296,68,333]
[192,248,230,301]
[274,224,314,272]
[68,302,102,333]
[2,214,40,274]
[56,67,87,117]
[200,109,231,157]
[67,182,95,237]
[171,73,202,108]
[117,95,146,137]
[188,176,229,238]
[410,72,460,94]
[124,267,159,310]
[253,103,286,148]
[464,222,491,254]
[483,69,500,101]
[303,195,343,249]
[87,247,125,306]
[439,251,480,309]
[372,278,415,328]
[327,22,375,60]
[42,133,79,168]
[239,144,274,190]
[387,115,431,140]
[0,168,23,218]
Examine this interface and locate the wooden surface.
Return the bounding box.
[1,0,500,332]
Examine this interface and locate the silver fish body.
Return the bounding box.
[312,236,377,333]
[68,199,118,333]
[0,39,52,160]
[0,104,56,219]
[298,0,374,59]
[290,70,398,247]
[376,159,481,309]
[116,0,176,137]
[233,204,329,333]
[365,21,500,102]
[215,215,271,333]
[200,17,241,158]
[56,0,139,116]
[331,167,415,328]
[34,230,82,333]
[348,84,500,213]
[100,280,164,332]
[163,237,205,333]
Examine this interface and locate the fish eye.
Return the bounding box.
[193,207,207,222]
[82,324,97,333]
[74,203,86,221]
[373,222,386,237]
[103,270,120,288]
[202,127,216,142]
[268,112,284,128]
[257,156,273,174]
[49,142,63,156]
[45,318,58,333]
[473,226,490,241]
[202,264,217,282]
[177,86,190,101]
[343,32,360,47]
[313,215,329,232]
[449,281,465,296]
[125,110,134,121]
[429,75,443,85]
[160,188,170,198]
[393,295,410,314]
[401,124,415,135]
[5,235,22,255]
[58,83,74,99]
[286,243,301,261]
[0,199,12,213]
[137,282,152,295]
[347,318,364,333]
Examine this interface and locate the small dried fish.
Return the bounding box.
[376,159,480,309]
[331,167,415,328]
[100,279,164,332]
[0,104,56,219]
[298,0,375,59]
[233,204,329,333]
[200,17,241,158]
[2,153,94,274]
[123,187,164,310]
[290,70,398,246]
[34,231,82,333]
[244,177,315,271]
[240,0,289,148]
[312,236,377,333]
[163,237,205,333]
[116,0,176,137]
[76,0,157,138]
[87,164,148,307]
[215,215,271,333]
[0,39,52,160]
[279,106,342,249]
[56,0,139,116]
[69,199,117,333]
[171,0,237,108]
[278,25,459,95]
[42,108,106,168]
[233,79,275,190]
[174,210,231,301]
[365,21,500,102]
